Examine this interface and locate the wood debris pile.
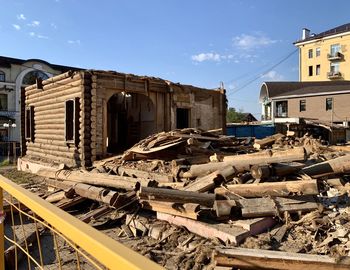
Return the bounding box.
[22,129,350,269]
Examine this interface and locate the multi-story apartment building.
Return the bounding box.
[294,23,350,81]
[260,23,350,142]
[0,56,77,142]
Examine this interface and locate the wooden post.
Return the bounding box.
[12,142,16,164]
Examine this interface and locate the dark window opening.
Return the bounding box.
[308,66,313,76]
[65,99,81,146]
[176,108,189,129]
[0,71,5,82]
[300,100,306,112]
[65,100,74,142]
[326,98,333,111]
[308,49,313,58]
[25,106,35,142]
[0,94,8,110]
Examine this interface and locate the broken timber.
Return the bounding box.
[139,187,216,207]
[301,154,350,178]
[182,147,306,178]
[215,180,319,198]
[238,196,318,218]
[214,247,350,270]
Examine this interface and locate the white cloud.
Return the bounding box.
[68,39,81,45]
[50,22,57,29]
[27,20,40,27]
[192,52,221,62]
[17,14,26,20]
[12,24,21,30]
[29,32,49,39]
[262,70,284,81]
[233,33,277,50]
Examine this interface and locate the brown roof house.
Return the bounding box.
[20,70,226,167]
[259,81,350,143]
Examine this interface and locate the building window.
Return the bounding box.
[308,49,313,58]
[308,66,313,76]
[326,98,333,111]
[330,44,341,57]
[22,70,49,85]
[316,64,321,75]
[330,62,340,73]
[0,94,7,111]
[316,47,321,57]
[65,98,80,145]
[25,106,35,142]
[276,101,288,118]
[0,71,5,82]
[299,100,306,112]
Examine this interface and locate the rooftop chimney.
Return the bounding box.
[302,28,310,40]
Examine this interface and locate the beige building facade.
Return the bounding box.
[294,24,350,81]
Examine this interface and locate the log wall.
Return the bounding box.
[25,72,85,167]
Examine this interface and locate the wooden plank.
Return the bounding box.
[157,212,249,245]
[238,196,318,218]
[183,166,234,192]
[214,247,350,269]
[141,200,199,220]
[215,180,319,198]
[139,186,216,207]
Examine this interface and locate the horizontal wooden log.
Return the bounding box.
[238,196,318,218]
[141,201,199,220]
[27,77,83,97]
[215,180,319,198]
[115,166,172,183]
[27,148,80,160]
[214,247,350,269]
[157,212,249,245]
[301,154,350,178]
[25,71,80,91]
[183,148,306,178]
[253,133,284,150]
[37,168,150,190]
[183,166,235,192]
[28,91,82,107]
[26,151,79,167]
[139,186,216,207]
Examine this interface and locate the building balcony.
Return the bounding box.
[327,52,343,61]
[327,71,342,79]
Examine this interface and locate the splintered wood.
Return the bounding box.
[19,129,350,269]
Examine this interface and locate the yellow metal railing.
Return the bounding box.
[0,174,164,270]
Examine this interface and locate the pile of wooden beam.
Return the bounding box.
[22,129,350,269]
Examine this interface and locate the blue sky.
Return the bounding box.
[1,0,350,118]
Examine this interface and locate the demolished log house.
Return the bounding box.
[22,70,226,167]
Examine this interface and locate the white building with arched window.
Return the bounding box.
[0,56,79,144]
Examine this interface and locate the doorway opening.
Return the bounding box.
[176,108,189,129]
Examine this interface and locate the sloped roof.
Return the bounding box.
[295,23,350,44]
[260,81,350,101]
[0,55,80,71]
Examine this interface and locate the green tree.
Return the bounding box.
[226,107,246,123]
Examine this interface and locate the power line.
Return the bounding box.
[227,48,298,97]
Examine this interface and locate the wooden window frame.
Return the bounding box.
[299,100,306,112]
[65,98,80,146]
[25,106,35,142]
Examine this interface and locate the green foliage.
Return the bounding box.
[226,107,246,123]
